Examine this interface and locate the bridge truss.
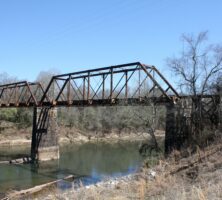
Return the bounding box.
[0,81,45,107]
[0,62,220,157]
[0,62,180,107]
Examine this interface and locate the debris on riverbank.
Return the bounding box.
[2,175,75,200]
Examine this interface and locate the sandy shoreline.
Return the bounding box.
[0,130,165,148]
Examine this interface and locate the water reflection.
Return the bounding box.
[0,141,144,192]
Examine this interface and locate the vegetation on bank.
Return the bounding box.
[6,133,221,200]
[0,106,165,137]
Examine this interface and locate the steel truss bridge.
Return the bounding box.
[0,62,180,107]
[0,62,220,157]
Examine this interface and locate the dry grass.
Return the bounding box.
[15,136,222,200]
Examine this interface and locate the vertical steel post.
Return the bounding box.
[139,69,141,98]
[15,85,18,106]
[125,71,128,99]
[87,72,90,101]
[31,106,37,161]
[152,69,155,98]
[67,76,71,104]
[52,79,55,102]
[110,68,113,102]
[83,77,86,100]
[102,74,105,99]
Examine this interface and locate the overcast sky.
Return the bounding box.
[0,0,222,84]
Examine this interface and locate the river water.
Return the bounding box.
[0,141,145,193]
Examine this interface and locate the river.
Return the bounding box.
[0,141,145,193]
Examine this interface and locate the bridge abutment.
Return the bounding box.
[31,107,59,162]
[165,103,190,154]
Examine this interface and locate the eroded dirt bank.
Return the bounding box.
[0,124,165,147]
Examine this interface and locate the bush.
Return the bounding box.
[0,108,17,122]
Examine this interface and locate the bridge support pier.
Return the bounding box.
[31,107,59,162]
[165,104,189,154]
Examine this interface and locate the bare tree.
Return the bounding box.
[167,31,222,96]
[167,31,222,144]
[36,68,60,101]
[211,73,222,95]
[36,68,60,89]
[0,72,17,85]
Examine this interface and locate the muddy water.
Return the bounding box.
[0,141,145,193]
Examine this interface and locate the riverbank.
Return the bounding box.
[0,140,147,199]
[16,136,221,200]
[0,123,165,147]
[1,127,221,199]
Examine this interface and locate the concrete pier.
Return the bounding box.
[31,107,59,161]
[165,103,190,154]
